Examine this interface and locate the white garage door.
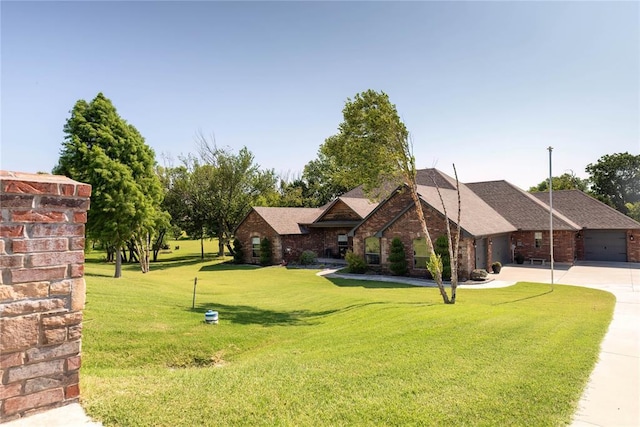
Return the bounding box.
[584,230,627,262]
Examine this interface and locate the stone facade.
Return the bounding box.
[0,171,90,422]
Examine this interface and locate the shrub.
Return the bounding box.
[345,251,367,274]
[388,238,408,276]
[259,237,272,266]
[435,235,451,280]
[299,250,317,265]
[232,239,244,264]
[515,252,525,264]
[491,261,502,273]
[470,269,489,281]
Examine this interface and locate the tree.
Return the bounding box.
[197,136,278,256]
[586,152,640,214]
[529,172,588,193]
[626,202,640,222]
[319,90,461,304]
[53,93,165,277]
[388,238,408,276]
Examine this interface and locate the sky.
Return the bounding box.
[1,1,638,190]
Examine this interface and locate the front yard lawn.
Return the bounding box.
[81,242,614,426]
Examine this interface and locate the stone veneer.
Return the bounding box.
[0,171,90,422]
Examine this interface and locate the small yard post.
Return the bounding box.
[192,277,198,309]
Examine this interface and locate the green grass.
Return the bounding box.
[81,240,615,426]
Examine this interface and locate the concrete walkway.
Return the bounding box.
[6,262,638,426]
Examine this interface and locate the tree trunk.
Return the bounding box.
[200,237,204,260]
[152,229,166,262]
[218,233,225,257]
[114,248,122,278]
[407,183,451,304]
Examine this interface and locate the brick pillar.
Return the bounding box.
[0,171,90,422]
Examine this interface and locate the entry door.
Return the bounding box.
[475,238,487,269]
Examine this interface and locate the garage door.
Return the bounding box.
[584,230,627,262]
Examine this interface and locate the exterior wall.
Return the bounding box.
[512,230,576,263]
[0,171,91,422]
[233,211,281,264]
[352,190,472,279]
[628,229,640,262]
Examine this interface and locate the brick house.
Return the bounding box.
[234,169,640,277]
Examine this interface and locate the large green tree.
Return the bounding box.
[197,136,279,256]
[53,93,165,277]
[529,172,588,193]
[586,152,640,214]
[319,90,461,304]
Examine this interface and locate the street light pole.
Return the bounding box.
[548,146,554,284]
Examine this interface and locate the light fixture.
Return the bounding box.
[631,235,635,242]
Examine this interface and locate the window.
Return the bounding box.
[413,237,428,269]
[252,237,261,258]
[365,237,381,265]
[534,232,543,249]
[338,234,348,258]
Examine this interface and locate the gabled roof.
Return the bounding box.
[415,182,516,237]
[252,206,323,235]
[336,196,378,218]
[466,180,581,231]
[532,190,640,230]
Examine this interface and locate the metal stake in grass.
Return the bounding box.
[192,277,198,309]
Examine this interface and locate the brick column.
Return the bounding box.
[0,171,91,422]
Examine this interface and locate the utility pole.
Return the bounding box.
[548,146,554,284]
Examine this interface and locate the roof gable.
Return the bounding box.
[532,190,640,229]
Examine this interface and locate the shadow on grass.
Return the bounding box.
[199,262,260,272]
[493,284,555,305]
[325,277,419,289]
[186,302,338,326]
[186,301,429,326]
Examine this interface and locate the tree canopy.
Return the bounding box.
[319,89,461,304]
[586,152,640,214]
[528,172,588,193]
[53,93,165,277]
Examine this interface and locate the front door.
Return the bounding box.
[475,238,487,269]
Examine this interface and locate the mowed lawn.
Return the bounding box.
[80,240,615,426]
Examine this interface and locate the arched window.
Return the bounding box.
[365,237,380,265]
[413,237,428,269]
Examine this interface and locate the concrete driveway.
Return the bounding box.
[493,261,640,427]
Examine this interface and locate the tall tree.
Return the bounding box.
[586,152,640,214]
[197,136,278,256]
[319,90,461,304]
[529,172,588,193]
[53,93,165,277]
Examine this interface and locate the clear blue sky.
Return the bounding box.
[1,1,638,190]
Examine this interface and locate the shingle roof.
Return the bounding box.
[252,207,323,235]
[415,181,516,237]
[532,190,640,230]
[466,181,580,231]
[338,196,378,218]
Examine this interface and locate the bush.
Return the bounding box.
[491,261,502,273]
[345,251,367,274]
[299,250,317,265]
[470,269,489,281]
[259,237,272,266]
[232,239,244,264]
[435,235,451,280]
[515,252,525,264]
[388,238,408,276]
